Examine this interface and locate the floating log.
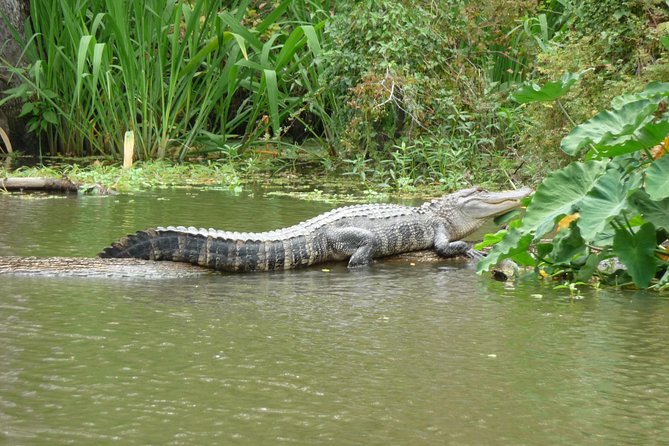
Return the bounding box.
[0,256,212,278]
[0,177,114,194]
[0,177,79,192]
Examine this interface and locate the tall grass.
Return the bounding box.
[1,0,330,160]
[486,0,570,87]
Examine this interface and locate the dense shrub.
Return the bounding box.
[320,0,543,187]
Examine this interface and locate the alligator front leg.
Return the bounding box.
[434,240,470,258]
[325,227,380,268]
[433,225,480,259]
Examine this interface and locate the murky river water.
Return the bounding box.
[1,189,668,445]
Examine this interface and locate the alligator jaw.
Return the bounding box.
[461,186,533,219]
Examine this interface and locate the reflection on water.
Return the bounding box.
[1,190,669,445]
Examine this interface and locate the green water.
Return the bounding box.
[1,190,668,445]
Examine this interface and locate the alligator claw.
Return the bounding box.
[466,248,485,261]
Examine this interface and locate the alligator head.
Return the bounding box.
[427,186,533,239]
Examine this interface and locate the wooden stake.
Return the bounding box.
[123,131,134,168]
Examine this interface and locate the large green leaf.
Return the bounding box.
[549,222,587,265]
[629,189,669,232]
[520,160,608,239]
[610,81,669,109]
[612,223,658,288]
[511,71,583,104]
[560,99,659,156]
[476,229,534,273]
[590,120,669,158]
[645,155,669,201]
[577,168,639,241]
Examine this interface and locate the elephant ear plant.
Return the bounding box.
[479,80,669,291]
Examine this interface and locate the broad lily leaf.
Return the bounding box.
[520,160,608,239]
[589,120,669,158]
[610,81,669,109]
[511,71,583,104]
[630,189,669,231]
[645,155,669,201]
[550,222,587,265]
[476,228,534,273]
[612,223,658,288]
[475,229,507,250]
[577,168,640,241]
[592,214,645,248]
[561,99,659,156]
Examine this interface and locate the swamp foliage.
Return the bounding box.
[1,0,666,188]
[478,81,669,291]
[2,0,333,161]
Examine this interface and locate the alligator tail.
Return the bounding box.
[99,226,325,272]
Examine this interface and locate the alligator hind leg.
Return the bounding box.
[324,227,380,268]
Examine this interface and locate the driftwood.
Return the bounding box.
[0,177,115,194]
[0,256,212,278]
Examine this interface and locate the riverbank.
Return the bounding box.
[0,157,524,199]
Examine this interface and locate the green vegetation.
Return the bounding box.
[0,161,243,192]
[4,0,665,190]
[1,0,330,160]
[478,81,669,291]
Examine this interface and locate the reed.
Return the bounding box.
[1,0,329,160]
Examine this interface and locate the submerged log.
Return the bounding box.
[0,256,212,278]
[384,249,459,264]
[0,250,466,278]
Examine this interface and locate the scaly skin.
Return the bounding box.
[99,186,532,272]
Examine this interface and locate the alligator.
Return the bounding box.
[100,186,532,272]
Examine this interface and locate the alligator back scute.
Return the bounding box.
[177,230,204,264]
[153,230,181,261]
